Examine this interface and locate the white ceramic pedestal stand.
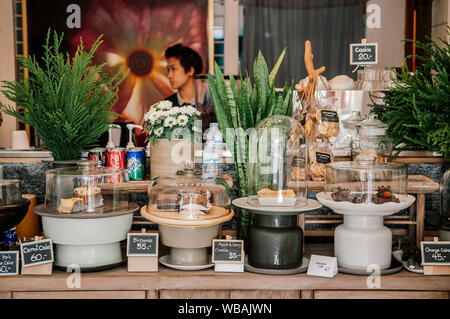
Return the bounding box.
[34,203,138,272]
[316,192,416,270]
[140,205,234,270]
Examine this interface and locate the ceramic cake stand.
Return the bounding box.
[316,192,416,270]
[34,202,138,272]
[140,205,234,270]
[232,197,322,274]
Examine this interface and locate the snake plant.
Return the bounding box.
[208,49,293,239]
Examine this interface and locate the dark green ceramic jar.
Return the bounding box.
[248,214,303,269]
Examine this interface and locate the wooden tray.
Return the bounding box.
[140,205,234,226]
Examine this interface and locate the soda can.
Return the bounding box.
[106,147,126,170]
[4,229,17,245]
[88,148,107,167]
[126,147,145,181]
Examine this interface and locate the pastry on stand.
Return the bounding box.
[140,176,234,270]
[316,159,416,273]
[33,160,137,272]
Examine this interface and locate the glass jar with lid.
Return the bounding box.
[351,114,392,163]
[44,159,129,214]
[332,111,363,152]
[440,169,450,241]
[0,180,22,206]
[247,115,308,208]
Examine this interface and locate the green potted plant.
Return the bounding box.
[370,27,450,160]
[143,100,201,178]
[0,30,126,167]
[208,49,294,239]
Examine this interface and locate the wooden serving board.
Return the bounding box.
[140,205,234,226]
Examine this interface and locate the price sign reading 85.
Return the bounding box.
[127,233,158,257]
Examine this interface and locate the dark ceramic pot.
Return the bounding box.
[248,214,303,269]
[0,198,31,232]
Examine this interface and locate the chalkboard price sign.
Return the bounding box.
[127,233,158,256]
[212,239,244,264]
[350,43,378,65]
[421,241,450,265]
[0,251,19,275]
[20,239,54,267]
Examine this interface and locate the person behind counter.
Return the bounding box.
[164,44,203,106]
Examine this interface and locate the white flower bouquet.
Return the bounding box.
[144,100,201,145]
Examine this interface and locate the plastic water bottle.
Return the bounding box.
[202,123,223,178]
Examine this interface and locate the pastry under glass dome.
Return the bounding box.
[44,160,129,215]
[248,115,308,208]
[323,161,408,208]
[147,176,231,220]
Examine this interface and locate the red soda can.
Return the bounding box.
[88,148,106,167]
[106,147,126,169]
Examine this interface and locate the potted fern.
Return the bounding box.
[371,27,450,160]
[208,49,294,239]
[0,30,126,166]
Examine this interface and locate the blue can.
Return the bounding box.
[126,147,145,181]
[4,229,17,245]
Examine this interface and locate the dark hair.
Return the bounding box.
[164,44,203,75]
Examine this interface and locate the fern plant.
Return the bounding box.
[370,27,450,159]
[1,30,127,160]
[208,49,293,239]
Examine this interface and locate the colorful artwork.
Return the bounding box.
[27,0,208,145]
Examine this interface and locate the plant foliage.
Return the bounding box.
[1,30,127,160]
[208,49,293,239]
[370,27,450,159]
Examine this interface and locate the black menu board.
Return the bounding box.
[0,251,19,275]
[212,240,244,264]
[20,239,54,267]
[350,43,378,65]
[127,233,158,256]
[421,241,450,265]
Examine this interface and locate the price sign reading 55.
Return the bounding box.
[127,233,158,257]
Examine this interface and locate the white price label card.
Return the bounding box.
[307,254,338,278]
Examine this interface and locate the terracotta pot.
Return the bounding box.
[150,139,193,179]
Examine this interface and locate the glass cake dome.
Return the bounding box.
[0,180,22,206]
[248,115,308,207]
[324,160,408,205]
[45,160,129,214]
[147,176,231,219]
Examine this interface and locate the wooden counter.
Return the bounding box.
[1,244,449,299]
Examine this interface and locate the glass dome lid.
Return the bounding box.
[45,160,129,214]
[248,115,308,208]
[324,161,408,204]
[357,114,388,136]
[147,176,231,219]
[0,179,22,206]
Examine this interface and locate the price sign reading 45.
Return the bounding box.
[421,241,450,265]
[20,239,54,268]
[212,239,244,264]
[127,232,158,257]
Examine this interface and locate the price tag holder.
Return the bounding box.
[350,40,378,65]
[421,238,450,275]
[0,251,19,276]
[20,237,54,275]
[127,230,159,272]
[307,254,338,278]
[212,239,244,272]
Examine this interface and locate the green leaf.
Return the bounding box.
[269,47,286,88]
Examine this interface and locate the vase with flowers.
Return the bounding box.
[144,100,201,178]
